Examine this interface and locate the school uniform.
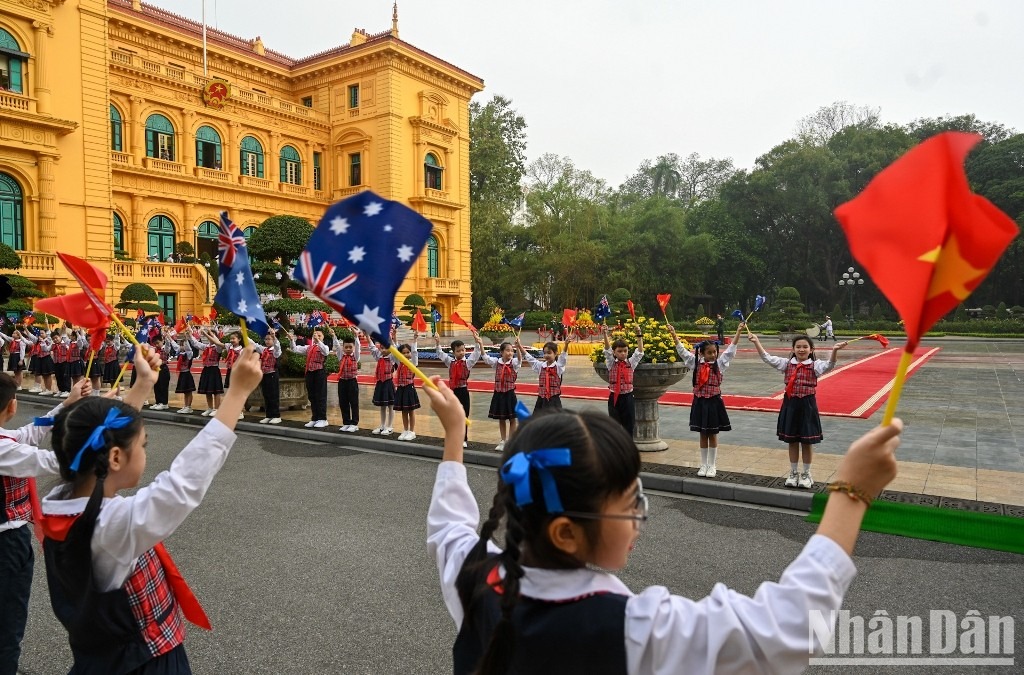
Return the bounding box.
[480,352,519,420]
[292,339,329,422]
[0,333,25,373]
[41,419,236,675]
[676,342,737,434]
[368,343,395,407]
[759,352,837,444]
[26,336,40,376]
[174,340,196,394]
[335,341,361,427]
[53,338,71,393]
[255,340,282,419]
[68,337,86,379]
[436,346,483,438]
[223,345,241,389]
[523,350,567,413]
[428,461,858,675]
[36,337,55,377]
[101,337,122,384]
[196,341,224,395]
[604,347,644,437]
[392,342,420,411]
[152,343,172,406]
[0,404,63,673]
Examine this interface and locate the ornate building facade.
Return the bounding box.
[0,0,481,322]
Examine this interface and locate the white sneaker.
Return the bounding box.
[313,420,328,428]
[267,418,282,425]
[176,406,193,414]
[259,417,270,424]
[405,432,416,441]
[462,441,468,448]
[346,425,358,432]
[156,404,169,410]
[495,440,505,452]
[371,426,383,435]
[238,413,244,420]
[381,427,393,436]
[706,465,717,478]
[28,387,41,393]
[60,392,70,398]
[397,431,409,441]
[304,420,316,428]
[798,471,813,489]
[697,465,707,477]
[206,409,217,417]
[785,470,799,488]
[38,390,52,396]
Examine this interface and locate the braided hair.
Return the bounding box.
[456,410,640,675]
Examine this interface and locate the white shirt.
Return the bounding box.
[603,348,644,371]
[0,402,64,531]
[427,462,857,675]
[42,418,237,591]
[760,353,837,377]
[523,349,567,377]
[674,340,738,371]
[435,346,483,369]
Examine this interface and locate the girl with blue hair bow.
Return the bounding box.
[40,345,263,674]
[424,377,902,675]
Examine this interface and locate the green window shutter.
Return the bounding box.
[9,58,21,93]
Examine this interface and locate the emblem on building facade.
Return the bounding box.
[203,79,231,109]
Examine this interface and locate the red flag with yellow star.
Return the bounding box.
[834,132,1018,352]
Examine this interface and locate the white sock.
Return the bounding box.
[790,462,799,473]
[708,446,718,467]
[803,462,812,474]
[700,447,709,465]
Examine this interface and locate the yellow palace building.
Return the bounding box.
[0,0,481,323]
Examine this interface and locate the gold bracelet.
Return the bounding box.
[827,481,873,507]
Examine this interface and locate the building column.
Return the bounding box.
[31,22,53,115]
[180,109,194,166]
[129,96,144,164]
[304,140,314,188]
[38,155,57,251]
[131,195,145,259]
[415,141,425,196]
[182,201,195,254]
[226,121,239,176]
[268,132,280,183]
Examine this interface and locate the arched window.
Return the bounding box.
[243,226,257,239]
[0,28,27,95]
[425,153,443,190]
[145,114,175,161]
[109,105,123,152]
[195,125,222,169]
[280,145,301,185]
[197,220,218,239]
[0,173,24,251]
[196,220,218,261]
[112,212,125,253]
[147,215,175,260]
[240,136,264,178]
[426,235,439,278]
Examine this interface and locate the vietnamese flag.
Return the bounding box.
[561,308,577,327]
[411,308,428,333]
[835,132,1018,351]
[656,294,671,316]
[450,312,471,329]
[35,292,110,352]
[209,307,218,322]
[174,317,186,333]
[57,253,111,318]
[626,300,636,320]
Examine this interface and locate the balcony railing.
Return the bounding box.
[143,157,185,174]
[111,151,131,165]
[239,175,272,190]
[17,252,57,273]
[333,186,367,200]
[425,278,462,296]
[195,167,231,182]
[280,183,308,196]
[0,91,30,113]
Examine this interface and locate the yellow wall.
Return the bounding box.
[0,0,481,326]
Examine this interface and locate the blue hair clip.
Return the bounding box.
[514,401,531,422]
[69,407,133,473]
[500,449,572,513]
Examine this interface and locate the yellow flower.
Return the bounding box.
[669,356,676,363]
[651,358,658,363]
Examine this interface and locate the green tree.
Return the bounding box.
[774,287,807,324]
[248,215,313,296]
[117,282,161,315]
[996,302,1009,319]
[0,243,21,270]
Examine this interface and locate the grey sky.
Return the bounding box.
[150,0,1024,186]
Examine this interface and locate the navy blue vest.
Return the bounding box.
[453,562,628,675]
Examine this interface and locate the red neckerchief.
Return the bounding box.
[613,360,628,405]
[697,362,711,388]
[786,362,810,396]
[449,358,467,389]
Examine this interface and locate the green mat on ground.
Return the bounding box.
[806,493,1024,554]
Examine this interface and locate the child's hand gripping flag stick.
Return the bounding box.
[835,132,1018,425]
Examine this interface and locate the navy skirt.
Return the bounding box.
[777,394,823,444]
[102,360,120,384]
[197,365,223,394]
[28,354,38,375]
[689,395,732,434]
[393,383,420,411]
[69,361,85,378]
[175,370,196,394]
[488,390,518,420]
[7,353,21,372]
[38,355,55,375]
[372,379,395,407]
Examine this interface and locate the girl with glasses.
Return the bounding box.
[423,378,901,675]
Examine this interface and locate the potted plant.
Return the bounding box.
[480,307,514,343]
[591,316,689,451]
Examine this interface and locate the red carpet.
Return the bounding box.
[166,346,938,419]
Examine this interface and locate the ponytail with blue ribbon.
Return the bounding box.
[69,407,134,472]
[500,448,572,513]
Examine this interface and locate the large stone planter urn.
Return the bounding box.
[594,361,688,451]
[245,377,310,412]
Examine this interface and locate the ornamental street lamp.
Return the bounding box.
[838,266,864,327]
[203,262,211,303]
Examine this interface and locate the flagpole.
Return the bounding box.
[881,348,914,426]
[85,350,96,379]
[109,314,146,352]
[202,0,208,77]
[238,318,249,347]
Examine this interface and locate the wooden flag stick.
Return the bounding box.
[881,349,914,426]
[85,349,96,378]
[111,359,131,391]
[239,318,249,347]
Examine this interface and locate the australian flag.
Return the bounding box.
[595,295,611,321]
[507,312,525,328]
[213,212,269,338]
[307,310,325,328]
[431,307,441,323]
[294,191,433,347]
